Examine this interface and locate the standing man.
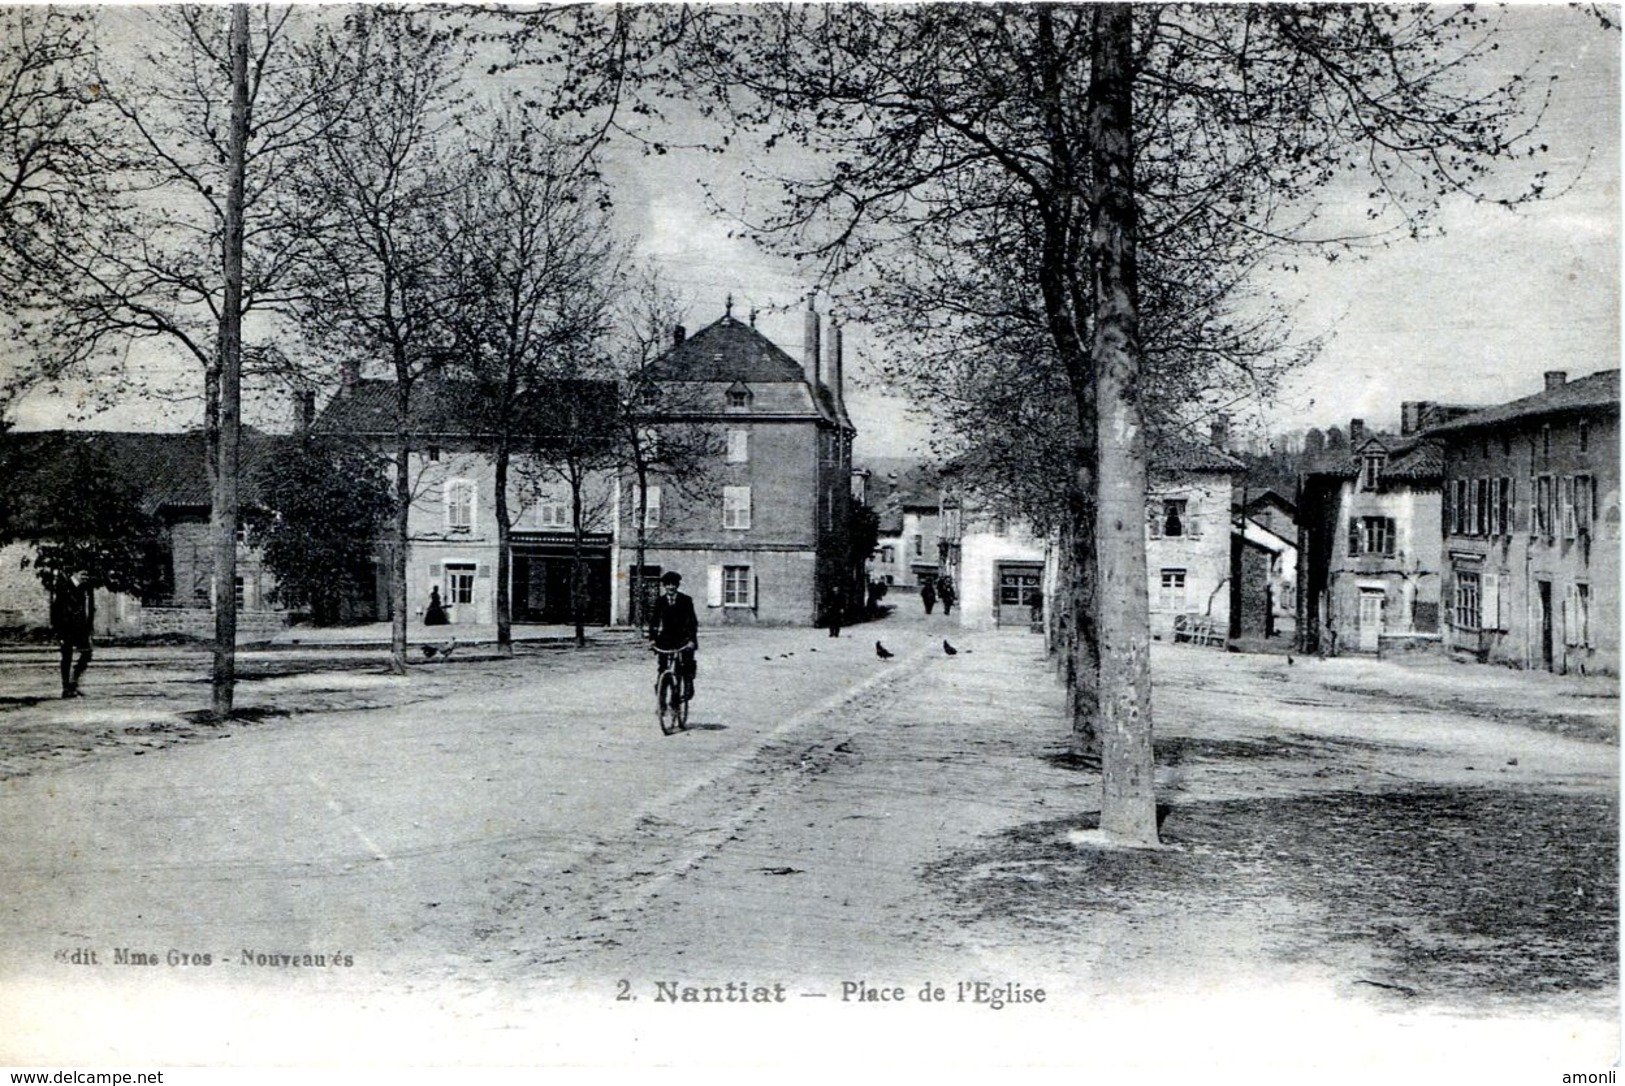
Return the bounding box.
[921,578,937,615]
[938,576,957,617]
[826,582,844,638]
[648,571,698,702]
[50,571,95,698]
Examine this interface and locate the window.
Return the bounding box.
[537,498,570,530]
[446,479,475,533]
[445,563,476,606]
[1496,477,1513,536]
[913,534,923,557]
[1361,454,1384,491]
[640,485,661,530]
[1453,571,1481,631]
[1349,516,1396,557]
[1161,499,1187,538]
[234,576,246,610]
[1542,424,1551,459]
[1534,475,1554,538]
[427,446,440,463]
[1157,569,1187,612]
[881,546,895,564]
[1560,476,1577,540]
[1575,475,1595,534]
[1451,479,1468,535]
[1579,419,1590,453]
[722,485,751,529]
[723,565,752,607]
[727,429,749,463]
[1573,583,1592,646]
[725,384,753,409]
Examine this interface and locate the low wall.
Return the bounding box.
[135,607,288,642]
[1378,632,1443,659]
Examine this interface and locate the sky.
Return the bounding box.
[7,4,1619,464]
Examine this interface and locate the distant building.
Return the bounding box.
[619,300,856,626]
[1296,412,1460,656]
[0,430,288,639]
[1428,369,1619,675]
[316,377,621,627]
[1146,429,1246,640]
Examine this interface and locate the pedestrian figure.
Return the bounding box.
[827,583,844,638]
[50,571,94,698]
[424,586,448,626]
[921,579,937,615]
[938,576,956,617]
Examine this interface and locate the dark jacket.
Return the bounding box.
[648,591,698,651]
[50,577,94,646]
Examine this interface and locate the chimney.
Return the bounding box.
[339,359,359,396]
[298,390,316,434]
[1544,370,1567,391]
[1209,412,1229,451]
[803,294,822,388]
[827,319,845,406]
[673,324,686,347]
[1349,418,1366,448]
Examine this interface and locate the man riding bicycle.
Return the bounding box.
[648,571,697,702]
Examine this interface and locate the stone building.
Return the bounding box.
[1429,368,1619,674]
[617,301,856,626]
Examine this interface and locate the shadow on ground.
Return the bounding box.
[924,786,1617,1005]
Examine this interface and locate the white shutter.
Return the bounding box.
[1482,572,1500,631]
[706,565,723,607]
[645,485,661,529]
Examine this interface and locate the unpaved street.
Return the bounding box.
[0,610,1616,1070]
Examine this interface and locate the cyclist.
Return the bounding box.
[648,571,697,702]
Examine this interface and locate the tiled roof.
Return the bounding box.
[645,315,809,384]
[2,429,287,519]
[1302,436,1442,482]
[1148,434,1246,474]
[1425,368,1619,435]
[315,377,619,439]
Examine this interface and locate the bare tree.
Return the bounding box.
[294,8,470,674]
[444,107,618,654]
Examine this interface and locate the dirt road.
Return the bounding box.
[0,613,1615,1069]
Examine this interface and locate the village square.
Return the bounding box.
[0,3,1617,1075]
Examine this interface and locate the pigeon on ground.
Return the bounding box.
[875,641,894,660]
[421,638,458,659]
[943,639,958,656]
[1287,653,1294,666]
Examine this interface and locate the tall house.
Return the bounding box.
[619,301,856,626]
[1429,369,1619,675]
[1297,416,1450,656]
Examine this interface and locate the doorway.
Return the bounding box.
[1538,580,1553,671]
[996,563,1044,627]
[1357,589,1385,653]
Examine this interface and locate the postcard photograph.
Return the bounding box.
[0,2,1618,1077]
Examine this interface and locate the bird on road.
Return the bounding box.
[943,639,958,656]
[421,638,458,660]
[875,641,894,660]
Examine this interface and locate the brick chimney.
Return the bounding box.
[803,294,822,388]
[673,324,686,347]
[298,390,316,434]
[1209,412,1229,451]
[339,358,359,396]
[1349,418,1366,447]
[1544,370,1568,391]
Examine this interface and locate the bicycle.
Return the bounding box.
[652,645,693,735]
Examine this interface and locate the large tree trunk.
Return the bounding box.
[1089,4,1157,845]
[209,3,249,721]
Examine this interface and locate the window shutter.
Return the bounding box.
[429,563,442,579]
[1147,506,1162,539]
[1348,519,1361,557]
[706,565,723,607]
[1189,508,1202,538]
[1384,518,1396,557]
[1482,572,1500,631]
[753,574,760,611]
[477,565,491,580]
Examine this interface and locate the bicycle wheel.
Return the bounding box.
[657,671,677,735]
[674,683,690,730]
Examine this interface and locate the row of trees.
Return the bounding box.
[4,5,1581,841]
[532,4,1567,843]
